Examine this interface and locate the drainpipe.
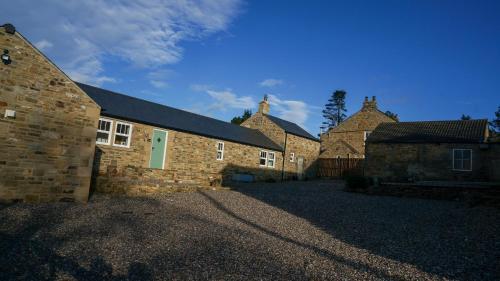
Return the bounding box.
[281,132,288,182]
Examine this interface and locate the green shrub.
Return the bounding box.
[345,175,369,190]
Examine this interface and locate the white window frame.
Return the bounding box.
[289,152,295,162]
[267,152,276,168]
[364,131,371,142]
[259,150,276,168]
[96,118,113,145]
[216,141,224,161]
[452,149,472,171]
[113,121,133,148]
[259,150,268,167]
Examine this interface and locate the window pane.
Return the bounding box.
[463,159,471,170]
[96,132,109,143]
[260,158,267,165]
[462,150,471,160]
[114,135,129,146]
[454,149,461,160]
[217,151,222,160]
[260,151,267,158]
[98,120,110,131]
[268,160,274,167]
[453,159,462,170]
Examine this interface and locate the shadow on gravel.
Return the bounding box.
[199,191,405,281]
[0,202,155,281]
[230,181,500,281]
[0,196,310,280]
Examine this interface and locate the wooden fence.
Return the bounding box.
[317,158,364,178]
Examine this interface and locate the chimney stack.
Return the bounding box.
[258,94,270,114]
[362,96,378,111]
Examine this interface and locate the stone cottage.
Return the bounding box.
[0,24,101,203]
[241,96,321,180]
[79,84,293,194]
[320,96,396,158]
[365,119,500,182]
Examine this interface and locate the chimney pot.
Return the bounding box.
[258,95,270,114]
[372,96,376,101]
[364,96,368,102]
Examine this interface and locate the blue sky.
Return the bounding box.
[2,0,499,135]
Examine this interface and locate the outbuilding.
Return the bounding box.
[365,119,500,182]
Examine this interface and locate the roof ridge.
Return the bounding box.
[76,82,255,130]
[383,119,488,124]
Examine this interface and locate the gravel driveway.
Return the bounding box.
[1,181,499,280]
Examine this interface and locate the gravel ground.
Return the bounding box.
[1,180,499,280]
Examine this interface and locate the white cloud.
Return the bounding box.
[206,89,256,111]
[148,69,174,89]
[190,84,212,92]
[267,94,309,128]
[34,39,53,51]
[2,0,242,85]
[259,78,284,88]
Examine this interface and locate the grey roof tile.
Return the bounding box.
[265,115,319,141]
[367,119,488,143]
[77,83,283,151]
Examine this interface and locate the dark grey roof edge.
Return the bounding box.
[264,114,319,142]
[286,131,320,142]
[378,119,489,125]
[367,119,489,144]
[76,82,283,151]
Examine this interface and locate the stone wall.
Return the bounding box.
[242,112,286,147]
[0,27,100,203]
[282,133,321,179]
[320,97,395,158]
[93,116,284,194]
[365,142,500,182]
[242,112,321,179]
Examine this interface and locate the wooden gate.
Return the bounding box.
[318,158,364,178]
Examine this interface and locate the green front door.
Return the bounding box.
[149,129,167,169]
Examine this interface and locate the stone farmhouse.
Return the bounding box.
[0,24,320,203]
[365,119,500,182]
[320,96,395,158]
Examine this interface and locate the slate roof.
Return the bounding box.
[265,115,319,141]
[367,119,489,143]
[77,83,283,151]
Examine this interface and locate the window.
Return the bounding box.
[364,131,372,142]
[113,122,132,148]
[453,149,472,171]
[259,150,275,168]
[267,152,275,168]
[96,118,113,145]
[216,142,224,160]
[260,151,267,166]
[290,152,295,162]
